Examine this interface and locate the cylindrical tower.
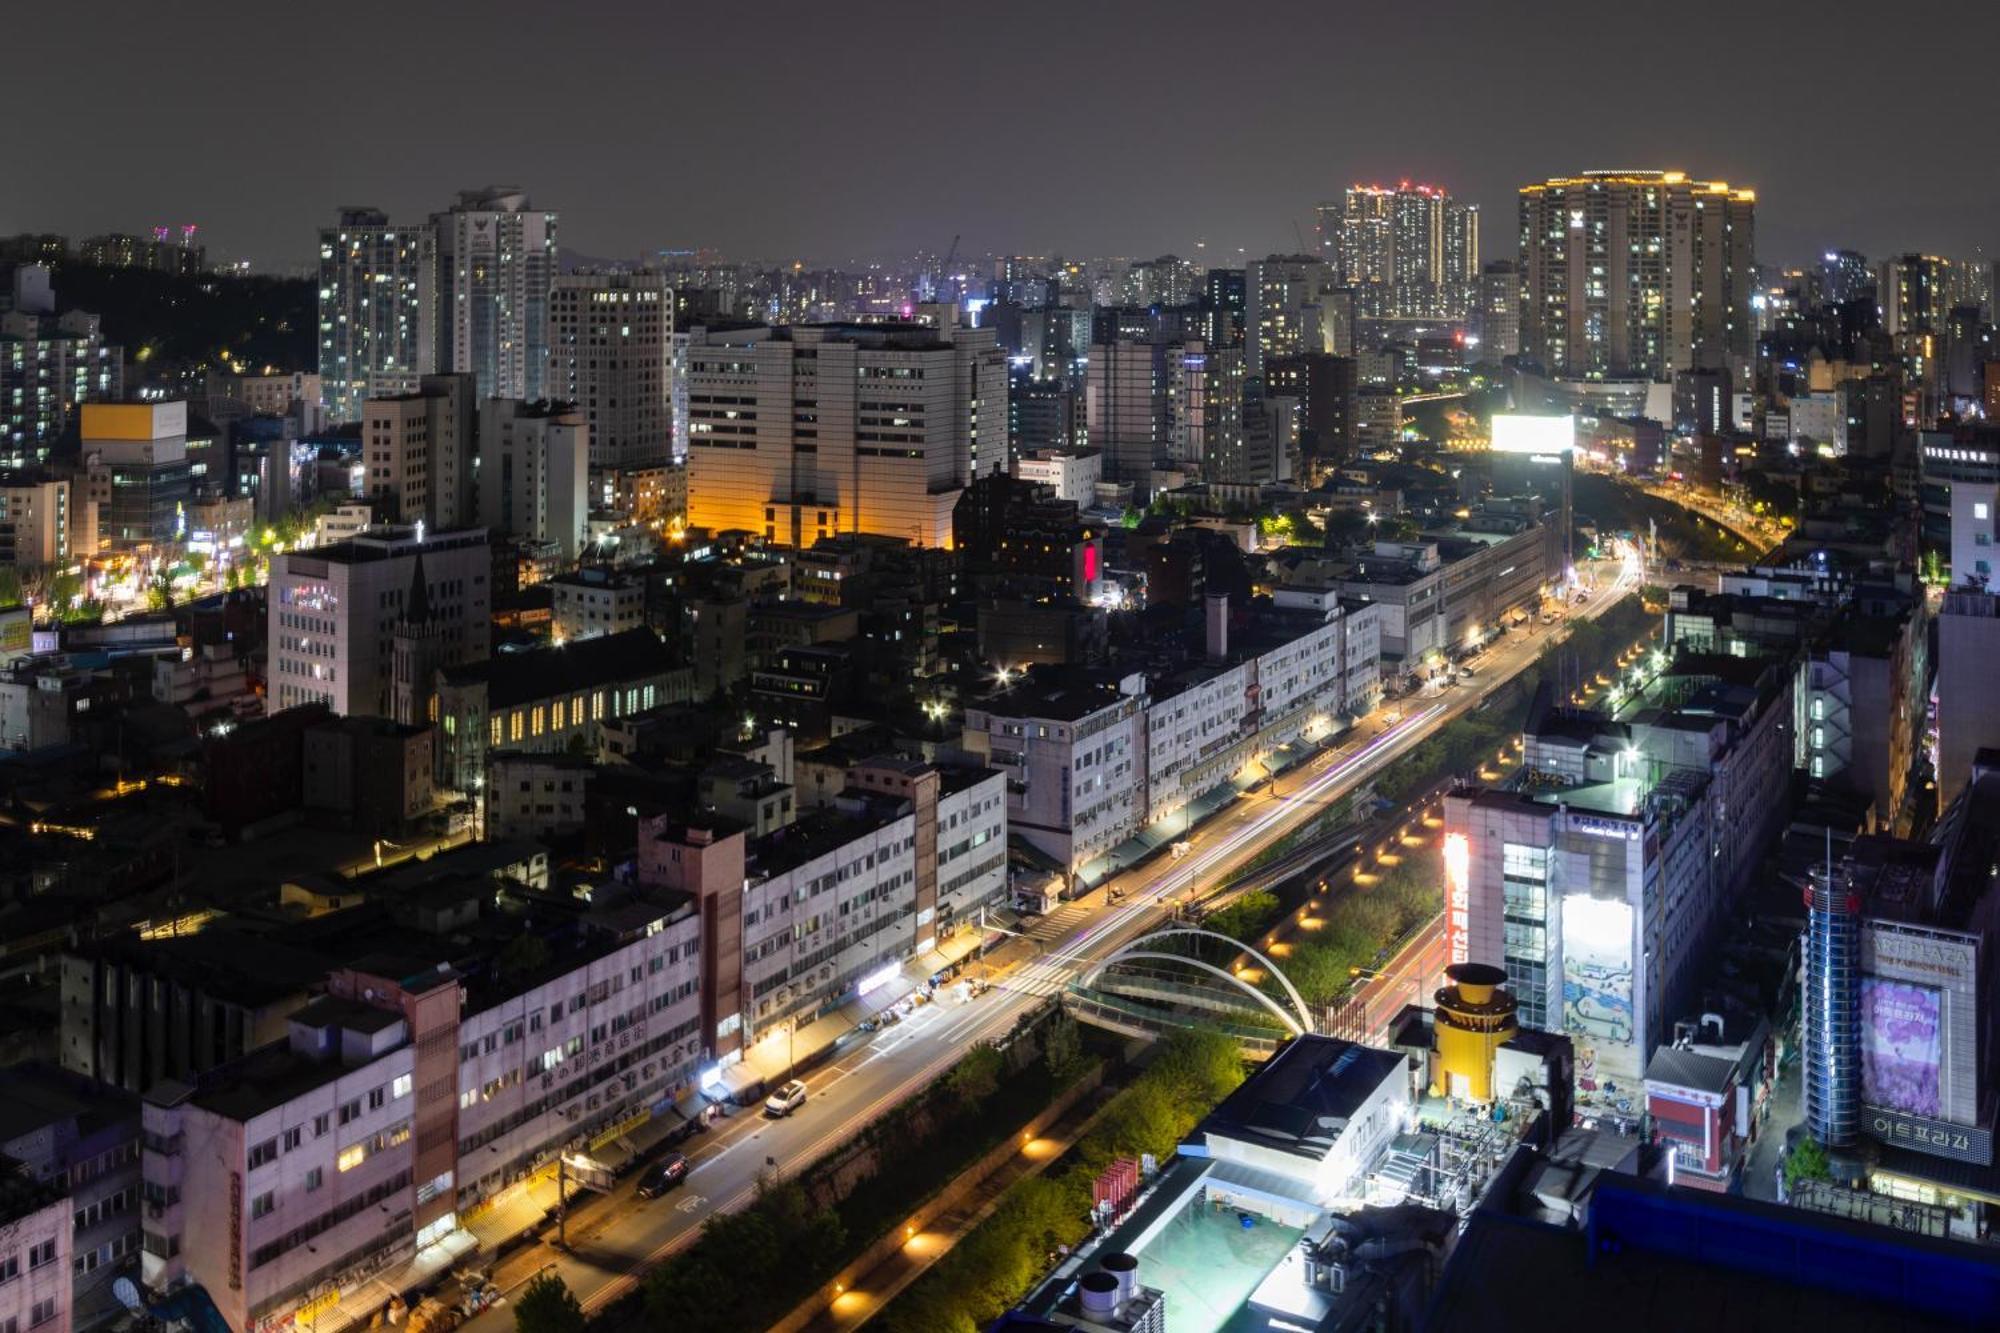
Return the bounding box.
[1433,961,1519,1102]
[1802,864,1860,1148]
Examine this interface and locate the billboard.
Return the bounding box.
[1491,414,1575,458]
[1443,832,1470,966]
[1563,894,1634,1058]
[1860,976,1942,1119]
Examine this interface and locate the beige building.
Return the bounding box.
[685,316,1006,548]
[1518,169,1756,381]
[551,271,672,469]
[0,475,73,568]
[360,374,476,529]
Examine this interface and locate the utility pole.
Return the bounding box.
[555,1154,568,1250]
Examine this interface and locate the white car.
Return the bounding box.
[764,1080,808,1117]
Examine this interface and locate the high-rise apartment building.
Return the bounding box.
[317,208,437,422]
[360,374,477,529]
[1517,170,1756,381]
[0,475,75,569]
[550,270,673,470]
[1084,339,1242,490]
[1319,185,1478,319]
[1,268,123,470]
[1478,260,1521,359]
[266,526,490,716]
[1245,255,1333,379]
[432,188,558,402]
[684,316,1006,548]
[479,400,589,561]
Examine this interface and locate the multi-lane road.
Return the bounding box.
[458,546,1644,1330]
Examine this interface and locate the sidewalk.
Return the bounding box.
[780,1083,1108,1333]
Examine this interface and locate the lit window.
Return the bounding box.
[337,1144,365,1172]
[1978,502,1991,521]
[391,1074,412,1099]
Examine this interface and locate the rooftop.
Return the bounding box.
[1194,1035,1405,1164]
[441,626,673,710]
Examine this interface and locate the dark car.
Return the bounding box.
[636,1152,690,1199]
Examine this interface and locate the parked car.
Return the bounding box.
[636,1152,690,1198]
[764,1080,809,1117]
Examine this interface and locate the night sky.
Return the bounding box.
[11,0,1998,273]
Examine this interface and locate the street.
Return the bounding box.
[454,547,1645,1330]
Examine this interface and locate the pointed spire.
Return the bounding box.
[404,548,433,624]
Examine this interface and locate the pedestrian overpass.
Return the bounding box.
[1064,926,1317,1056]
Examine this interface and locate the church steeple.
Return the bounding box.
[403,548,434,624]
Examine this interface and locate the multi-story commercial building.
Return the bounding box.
[1085,339,1242,491]
[78,403,192,549]
[0,1164,71,1333]
[0,474,74,568]
[0,1067,142,1330]
[138,883,704,1333]
[963,593,1381,877]
[1013,448,1101,505]
[317,208,437,422]
[1329,513,1558,678]
[548,568,646,643]
[1,279,123,471]
[1447,642,1794,1092]
[1935,587,2000,810]
[1263,353,1356,477]
[1517,170,1755,381]
[1801,600,1928,828]
[432,626,683,791]
[359,374,476,530]
[638,759,1007,1064]
[684,316,1006,548]
[1802,782,2000,1235]
[1477,260,1520,359]
[266,526,490,716]
[478,400,588,561]
[550,271,673,470]
[431,188,558,402]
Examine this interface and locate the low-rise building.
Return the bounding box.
[433,627,686,792]
[548,568,646,643]
[0,1161,71,1333]
[139,881,704,1333]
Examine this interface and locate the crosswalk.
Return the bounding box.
[1020,901,1091,943]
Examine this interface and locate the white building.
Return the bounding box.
[0,1168,71,1333]
[550,271,673,470]
[965,596,1381,875]
[1014,448,1102,505]
[548,569,646,643]
[432,188,557,402]
[139,886,704,1333]
[266,526,490,716]
[683,316,1007,548]
[316,208,436,423]
[478,401,588,561]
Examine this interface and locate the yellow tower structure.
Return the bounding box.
[1432,962,1519,1102]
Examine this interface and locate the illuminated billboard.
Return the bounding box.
[1491,414,1575,457]
[1860,977,1942,1118]
[1562,894,1634,1060]
[1443,832,1471,966]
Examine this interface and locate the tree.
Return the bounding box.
[495,933,551,982]
[946,1041,1005,1111]
[0,565,20,608]
[1783,1136,1832,1192]
[145,572,175,612]
[1041,1008,1084,1082]
[513,1272,586,1333]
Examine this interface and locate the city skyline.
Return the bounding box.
[10,0,2000,272]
